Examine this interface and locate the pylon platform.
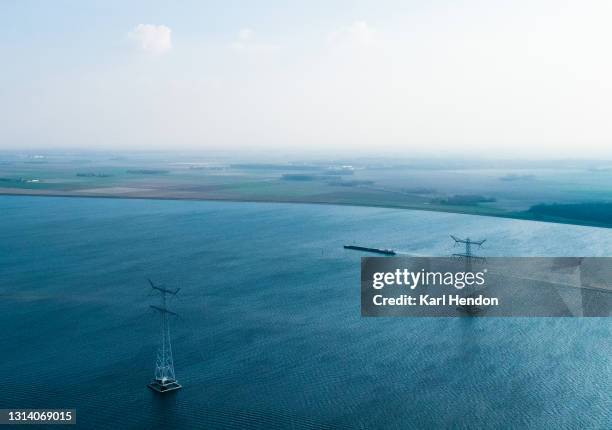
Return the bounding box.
[148,380,182,393]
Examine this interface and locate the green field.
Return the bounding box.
[3,152,612,227]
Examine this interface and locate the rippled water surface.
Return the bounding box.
[1,196,610,429]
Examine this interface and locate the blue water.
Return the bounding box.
[0,196,610,429]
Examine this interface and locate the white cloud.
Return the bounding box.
[238,28,254,41]
[231,28,278,53]
[128,24,172,55]
[328,21,377,48]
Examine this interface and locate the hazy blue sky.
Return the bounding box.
[1,1,611,157]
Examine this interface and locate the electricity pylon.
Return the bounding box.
[450,236,486,314]
[450,235,486,272]
[148,279,182,393]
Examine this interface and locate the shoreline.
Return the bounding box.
[2,189,612,230]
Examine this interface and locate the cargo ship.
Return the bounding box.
[343,245,396,255]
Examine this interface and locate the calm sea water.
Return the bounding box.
[0,196,610,429]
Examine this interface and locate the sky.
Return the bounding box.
[1,0,612,158]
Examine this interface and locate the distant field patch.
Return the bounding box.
[126,169,169,175]
[77,187,152,194]
[526,202,612,226]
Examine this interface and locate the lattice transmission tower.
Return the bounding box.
[450,235,487,314]
[148,279,182,393]
[450,235,486,271]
